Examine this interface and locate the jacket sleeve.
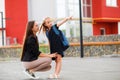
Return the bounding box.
[27,36,41,57]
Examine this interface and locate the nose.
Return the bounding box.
[50,23,52,26]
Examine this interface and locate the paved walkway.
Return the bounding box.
[0,57,120,80]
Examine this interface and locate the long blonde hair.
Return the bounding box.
[39,17,50,34]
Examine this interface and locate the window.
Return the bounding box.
[56,0,66,18]
[56,0,79,18]
[106,0,117,7]
[68,0,79,18]
[82,0,92,18]
[100,28,106,35]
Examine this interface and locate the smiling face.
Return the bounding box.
[44,17,52,29]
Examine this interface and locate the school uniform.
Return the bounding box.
[46,24,64,60]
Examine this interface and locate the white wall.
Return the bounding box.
[0,0,5,28]
[0,0,6,46]
[118,22,120,34]
[28,0,57,43]
[28,0,57,22]
[82,23,93,36]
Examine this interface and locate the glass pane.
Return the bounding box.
[57,0,65,4]
[57,5,66,17]
[82,23,93,36]
[106,0,117,7]
[112,0,117,6]
[74,0,79,3]
[86,0,91,5]
[83,6,86,17]
[69,0,74,3]
[106,0,111,6]
[73,5,79,17]
[83,0,86,4]
[86,6,91,17]
[68,4,74,10]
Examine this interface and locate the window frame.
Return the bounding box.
[106,0,118,7]
[82,0,92,18]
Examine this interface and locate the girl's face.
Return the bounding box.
[32,22,39,33]
[44,18,52,28]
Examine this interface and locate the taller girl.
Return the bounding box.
[39,16,72,78]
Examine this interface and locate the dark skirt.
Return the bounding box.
[51,52,64,60]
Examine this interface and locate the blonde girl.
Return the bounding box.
[39,16,72,78]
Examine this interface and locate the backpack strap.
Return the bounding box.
[52,25,60,35]
[46,30,49,38]
[46,25,59,39]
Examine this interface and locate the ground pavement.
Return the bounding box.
[0,57,120,80]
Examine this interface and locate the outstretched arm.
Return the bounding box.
[57,16,72,27]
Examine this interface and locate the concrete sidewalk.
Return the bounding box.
[0,57,120,80]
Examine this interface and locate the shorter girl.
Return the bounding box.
[21,21,56,79]
[39,16,72,78]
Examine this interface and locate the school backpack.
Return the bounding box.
[46,25,69,51]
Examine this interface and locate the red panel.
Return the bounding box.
[102,0,120,18]
[93,22,118,35]
[5,0,28,44]
[92,0,119,35]
[92,0,102,18]
[92,0,120,18]
[110,23,118,34]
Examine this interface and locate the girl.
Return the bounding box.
[21,21,56,79]
[39,16,72,78]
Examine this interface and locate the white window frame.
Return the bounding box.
[118,22,120,34]
[82,0,92,18]
[106,0,117,7]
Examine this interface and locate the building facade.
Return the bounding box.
[0,0,120,46]
[92,0,120,35]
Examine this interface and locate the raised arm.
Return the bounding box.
[57,16,72,27]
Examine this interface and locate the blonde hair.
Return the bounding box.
[39,17,50,34]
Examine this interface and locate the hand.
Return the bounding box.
[57,16,73,27]
[49,53,57,58]
[66,16,73,20]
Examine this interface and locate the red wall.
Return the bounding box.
[110,22,118,34]
[92,0,120,35]
[92,0,102,18]
[92,0,120,18]
[5,0,28,44]
[102,0,120,18]
[93,22,118,35]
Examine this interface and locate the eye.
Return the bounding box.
[48,21,51,23]
[35,25,38,27]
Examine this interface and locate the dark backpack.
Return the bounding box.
[46,25,69,51]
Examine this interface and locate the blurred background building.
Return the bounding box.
[0,0,120,46]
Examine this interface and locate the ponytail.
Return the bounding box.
[38,23,43,34]
[39,18,49,34]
